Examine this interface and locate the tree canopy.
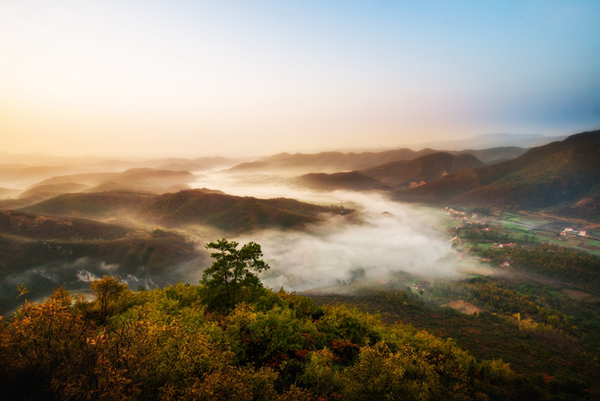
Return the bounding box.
[200,239,270,311]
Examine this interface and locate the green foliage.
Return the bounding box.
[5,239,599,399]
[200,239,270,311]
[89,275,132,322]
[481,243,600,291]
[0,274,529,400]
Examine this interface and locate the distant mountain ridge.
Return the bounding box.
[222,148,437,173]
[259,148,435,171]
[412,133,567,151]
[226,146,525,174]
[392,129,600,210]
[293,152,484,192]
[34,168,196,194]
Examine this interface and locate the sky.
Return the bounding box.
[1,0,599,157]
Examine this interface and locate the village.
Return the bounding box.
[441,206,600,260]
[559,227,589,238]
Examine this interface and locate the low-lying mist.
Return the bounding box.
[0,168,467,315]
[192,172,461,292]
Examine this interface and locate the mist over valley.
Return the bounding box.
[3,2,600,397]
[2,131,600,317]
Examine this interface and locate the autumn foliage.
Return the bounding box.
[0,277,528,400]
[0,241,529,399]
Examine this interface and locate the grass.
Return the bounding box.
[499,221,525,231]
[309,290,599,392]
[501,212,521,222]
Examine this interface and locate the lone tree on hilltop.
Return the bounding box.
[200,239,270,311]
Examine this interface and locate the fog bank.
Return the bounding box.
[192,173,460,291]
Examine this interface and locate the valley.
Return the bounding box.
[4,3,599,398]
[1,130,600,400]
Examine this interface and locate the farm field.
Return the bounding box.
[441,207,600,257]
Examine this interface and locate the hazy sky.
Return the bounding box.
[1,1,599,157]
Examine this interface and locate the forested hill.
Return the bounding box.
[226,146,525,173]
[228,148,438,172]
[20,188,349,233]
[134,189,347,231]
[361,152,484,188]
[0,278,531,400]
[0,209,131,240]
[392,129,600,209]
[295,171,392,192]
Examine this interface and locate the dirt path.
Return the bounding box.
[446,300,483,315]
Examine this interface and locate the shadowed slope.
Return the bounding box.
[362,152,484,188]
[0,209,131,241]
[295,171,391,191]
[23,190,158,219]
[392,130,600,209]
[134,189,345,232]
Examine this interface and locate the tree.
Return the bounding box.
[90,276,129,323]
[200,239,270,311]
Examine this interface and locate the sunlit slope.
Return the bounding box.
[393,130,600,209]
[362,152,484,188]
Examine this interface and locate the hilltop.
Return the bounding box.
[224,146,527,177]
[0,165,81,188]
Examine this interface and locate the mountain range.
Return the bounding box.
[392,130,600,213]
[293,152,485,192]
[226,146,526,174]
[411,133,567,151]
